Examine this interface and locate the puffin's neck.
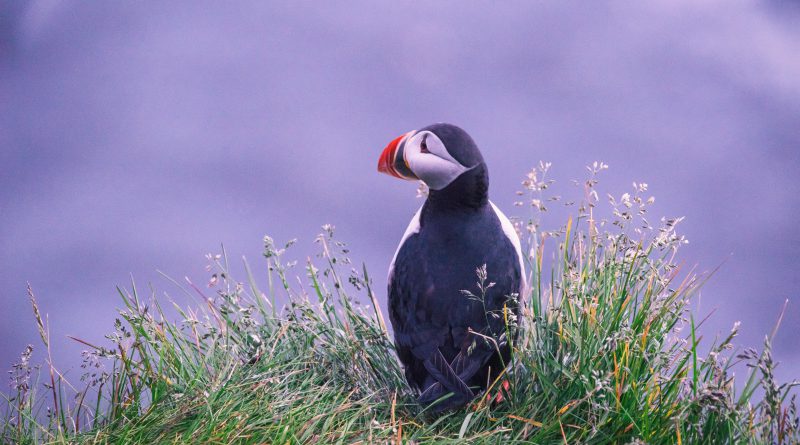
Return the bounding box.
[426,163,489,212]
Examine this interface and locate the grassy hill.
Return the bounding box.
[3,163,798,444]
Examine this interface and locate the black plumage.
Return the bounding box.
[383,123,523,412]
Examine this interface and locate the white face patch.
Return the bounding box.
[403,131,471,190]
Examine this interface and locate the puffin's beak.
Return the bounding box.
[378,131,418,180]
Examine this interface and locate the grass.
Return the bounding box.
[2,162,798,444]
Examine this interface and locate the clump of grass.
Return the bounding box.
[2,163,798,444]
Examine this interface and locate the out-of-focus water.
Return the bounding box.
[1,1,798,391]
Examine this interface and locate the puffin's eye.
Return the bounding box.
[420,134,430,154]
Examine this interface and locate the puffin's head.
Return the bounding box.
[378,123,484,190]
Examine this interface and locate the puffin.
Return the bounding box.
[377,123,525,411]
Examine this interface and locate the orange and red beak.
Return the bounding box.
[378,131,418,180]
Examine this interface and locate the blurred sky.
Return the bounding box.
[1,1,799,390]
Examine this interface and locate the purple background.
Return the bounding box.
[2,1,799,390]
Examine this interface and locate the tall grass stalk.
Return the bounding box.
[2,163,798,444]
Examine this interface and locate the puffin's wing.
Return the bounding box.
[422,349,473,397]
[419,202,523,401]
[388,206,449,389]
[390,202,524,398]
[417,343,492,404]
[389,230,448,348]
